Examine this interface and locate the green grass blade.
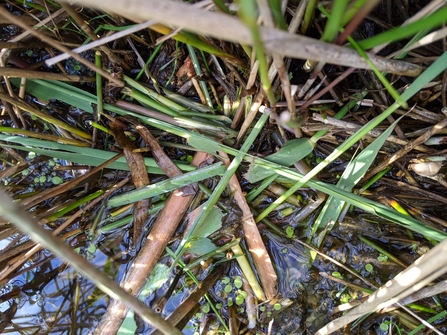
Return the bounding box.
[255,50,447,224]
[244,138,315,183]
[318,5,406,107]
[408,310,447,335]
[392,28,436,59]
[212,0,231,14]
[173,112,270,262]
[0,134,194,174]
[268,0,287,30]
[356,7,447,50]
[236,0,276,106]
[246,174,277,202]
[14,78,234,137]
[47,190,104,221]
[359,236,407,268]
[320,0,349,42]
[340,0,368,26]
[10,78,96,114]
[108,163,226,207]
[123,75,185,113]
[122,88,179,117]
[256,162,447,241]
[312,116,402,239]
[117,116,446,241]
[301,0,318,34]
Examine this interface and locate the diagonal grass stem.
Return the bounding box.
[255,51,447,224]
[172,111,270,262]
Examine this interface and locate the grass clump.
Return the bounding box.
[1,1,447,335]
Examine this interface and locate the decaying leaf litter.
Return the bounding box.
[1,0,447,334]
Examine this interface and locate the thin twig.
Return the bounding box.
[59,1,130,71]
[363,116,447,180]
[0,67,95,82]
[45,18,157,67]
[0,6,124,87]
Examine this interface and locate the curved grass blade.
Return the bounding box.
[356,7,447,50]
[312,116,403,243]
[318,5,406,107]
[255,50,447,225]
[0,134,194,174]
[108,163,226,207]
[122,116,447,242]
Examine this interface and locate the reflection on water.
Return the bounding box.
[267,231,311,298]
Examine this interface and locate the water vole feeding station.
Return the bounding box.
[1,0,447,334]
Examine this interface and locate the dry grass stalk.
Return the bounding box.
[230,242,266,301]
[0,7,66,48]
[58,1,130,70]
[45,19,158,66]
[311,113,431,152]
[0,7,69,127]
[69,0,423,76]
[129,121,183,177]
[0,7,124,86]
[0,67,95,82]
[363,116,447,180]
[110,120,150,242]
[219,151,278,300]
[334,279,447,314]
[316,237,447,334]
[94,151,210,335]
[0,192,183,335]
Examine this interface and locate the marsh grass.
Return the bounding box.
[1,1,447,334]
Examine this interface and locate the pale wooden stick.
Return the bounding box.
[219,151,278,300]
[0,191,183,335]
[94,152,210,335]
[68,0,423,76]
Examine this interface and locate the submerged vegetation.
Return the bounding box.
[1,0,447,334]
